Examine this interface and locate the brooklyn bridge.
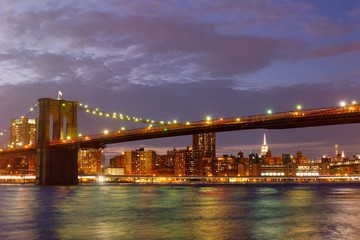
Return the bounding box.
[1,98,360,185]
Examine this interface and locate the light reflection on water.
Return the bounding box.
[0,183,360,240]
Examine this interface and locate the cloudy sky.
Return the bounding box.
[0,0,360,160]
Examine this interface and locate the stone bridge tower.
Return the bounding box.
[36,98,79,185]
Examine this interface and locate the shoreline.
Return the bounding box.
[1,180,360,186]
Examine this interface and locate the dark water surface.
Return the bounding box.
[0,183,360,240]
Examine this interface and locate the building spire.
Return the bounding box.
[261,133,269,156]
[263,133,267,146]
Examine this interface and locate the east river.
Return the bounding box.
[0,183,360,240]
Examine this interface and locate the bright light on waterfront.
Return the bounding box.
[98,176,105,183]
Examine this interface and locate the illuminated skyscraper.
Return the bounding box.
[193,132,216,158]
[260,133,268,156]
[193,132,216,175]
[10,118,37,147]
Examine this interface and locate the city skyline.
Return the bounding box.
[0,0,360,159]
[105,131,355,162]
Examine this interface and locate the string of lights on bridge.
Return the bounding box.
[77,102,179,126]
[0,103,39,138]
[0,99,360,153]
[1,99,359,143]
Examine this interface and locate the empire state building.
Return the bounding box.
[260,133,269,156]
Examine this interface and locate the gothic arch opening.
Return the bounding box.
[62,116,67,140]
[49,114,54,141]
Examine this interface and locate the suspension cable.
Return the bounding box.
[77,103,178,125]
[0,103,39,138]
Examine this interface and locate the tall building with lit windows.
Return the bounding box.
[78,148,104,175]
[174,147,193,176]
[9,118,37,147]
[193,132,215,175]
[260,133,268,156]
[124,148,156,175]
[193,132,216,158]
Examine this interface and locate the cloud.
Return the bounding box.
[1,0,358,90]
[349,7,360,18]
[308,41,360,59]
[300,17,357,38]
[0,1,308,88]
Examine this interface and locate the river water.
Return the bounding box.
[0,183,359,240]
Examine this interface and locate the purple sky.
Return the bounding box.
[1,0,360,161]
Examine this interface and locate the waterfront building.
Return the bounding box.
[2,117,37,176]
[28,155,36,171]
[282,154,291,164]
[124,148,156,175]
[0,157,30,175]
[124,151,138,174]
[155,154,175,176]
[165,149,176,167]
[292,151,309,164]
[263,150,283,165]
[174,147,193,176]
[259,164,287,177]
[202,157,216,176]
[330,158,360,175]
[295,164,320,176]
[139,149,156,174]
[215,155,238,176]
[238,151,250,176]
[249,163,261,176]
[78,148,104,175]
[238,163,249,176]
[256,162,330,177]
[9,118,37,147]
[295,163,330,176]
[0,154,36,176]
[321,156,332,163]
[109,154,125,168]
[248,145,330,177]
[157,155,166,168]
[104,167,124,175]
[249,153,262,164]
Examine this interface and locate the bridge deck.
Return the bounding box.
[1,104,360,153]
